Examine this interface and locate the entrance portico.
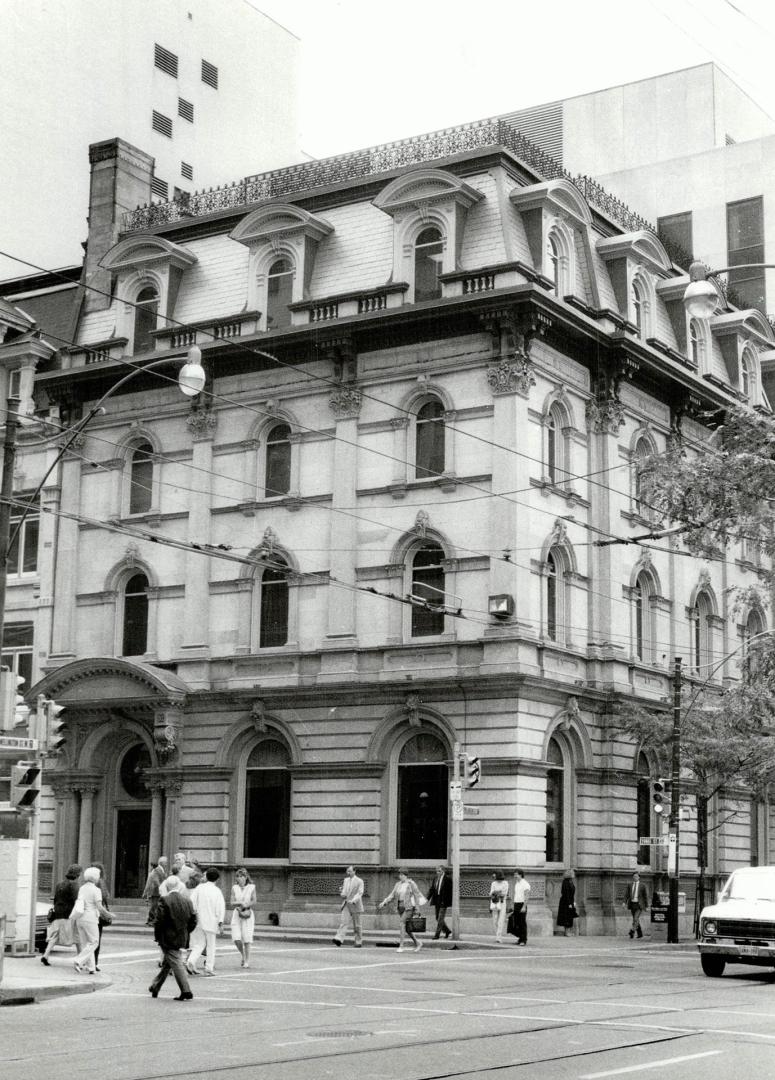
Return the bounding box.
[31,657,189,892]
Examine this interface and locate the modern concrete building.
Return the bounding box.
[1,0,301,280]
[504,64,775,317]
[3,115,774,937]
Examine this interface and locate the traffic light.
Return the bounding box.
[465,754,481,788]
[652,778,666,815]
[39,695,65,754]
[10,762,41,809]
[0,669,28,731]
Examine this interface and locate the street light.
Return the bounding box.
[683,259,775,319]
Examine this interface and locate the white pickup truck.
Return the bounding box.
[697,866,775,977]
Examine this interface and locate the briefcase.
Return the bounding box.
[406,913,426,934]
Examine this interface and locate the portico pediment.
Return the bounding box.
[30,657,189,708]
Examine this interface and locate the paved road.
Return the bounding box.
[4,932,775,1080]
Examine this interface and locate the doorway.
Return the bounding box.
[114,808,151,897]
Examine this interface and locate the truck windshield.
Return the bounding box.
[723,871,775,901]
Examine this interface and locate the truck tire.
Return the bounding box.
[700,954,726,977]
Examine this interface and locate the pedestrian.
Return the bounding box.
[624,871,649,939]
[427,864,452,940]
[378,868,425,953]
[230,867,256,967]
[142,855,168,925]
[557,869,578,936]
[512,868,531,946]
[187,867,225,975]
[332,865,364,948]
[41,863,82,965]
[159,860,188,897]
[72,866,112,974]
[173,851,195,887]
[148,888,197,1001]
[489,871,509,942]
[92,862,112,971]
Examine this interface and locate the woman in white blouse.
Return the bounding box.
[230,868,256,968]
[489,871,509,942]
[378,869,424,953]
[73,866,112,974]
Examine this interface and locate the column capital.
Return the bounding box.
[329,384,362,420]
[487,357,536,397]
[186,404,217,441]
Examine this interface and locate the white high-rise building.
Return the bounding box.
[1,0,301,280]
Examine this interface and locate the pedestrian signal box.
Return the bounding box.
[10,762,41,809]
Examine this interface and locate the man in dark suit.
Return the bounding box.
[149,889,197,1001]
[427,864,452,939]
[624,872,649,939]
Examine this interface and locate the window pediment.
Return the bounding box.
[596,231,671,276]
[509,178,591,228]
[100,234,197,274]
[230,203,334,248]
[373,168,483,217]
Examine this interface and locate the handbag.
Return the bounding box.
[47,907,56,924]
[69,896,85,921]
[238,908,252,919]
[406,913,426,934]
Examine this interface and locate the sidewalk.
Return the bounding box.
[1,928,696,1005]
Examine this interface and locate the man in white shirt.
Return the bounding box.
[512,869,531,945]
[159,861,188,897]
[332,865,364,947]
[187,867,225,975]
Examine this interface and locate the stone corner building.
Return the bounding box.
[3,120,773,936]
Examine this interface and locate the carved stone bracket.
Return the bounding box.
[329,384,362,419]
[405,693,421,727]
[318,332,357,384]
[479,307,550,363]
[250,698,267,733]
[153,708,183,761]
[186,404,217,441]
[414,509,430,538]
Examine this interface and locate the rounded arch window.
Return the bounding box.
[545,736,564,862]
[632,280,646,337]
[397,732,448,860]
[120,743,151,800]
[133,287,159,355]
[122,572,149,656]
[689,318,701,367]
[414,227,443,301]
[244,738,291,858]
[259,561,289,648]
[129,440,153,515]
[411,543,445,638]
[267,258,294,330]
[741,346,756,400]
[692,590,713,672]
[415,398,445,478]
[547,234,561,294]
[264,422,291,498]
[546,550,558,641]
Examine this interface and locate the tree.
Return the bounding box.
[617,640,775,923]
[640,405,775,593]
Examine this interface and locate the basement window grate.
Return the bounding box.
[154,44,178,78]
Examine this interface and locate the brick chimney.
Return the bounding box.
[83,138,154,313]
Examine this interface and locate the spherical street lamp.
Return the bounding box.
[683,262,720,319]
[178,344,207,397]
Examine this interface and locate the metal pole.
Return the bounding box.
[668,656,682,943]
[0,397,21,652]
[451,740,461,941]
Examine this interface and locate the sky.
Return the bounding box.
[249,0,775,160]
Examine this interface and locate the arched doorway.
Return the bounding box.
[114,743,152,896]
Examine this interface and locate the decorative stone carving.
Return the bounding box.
[699,566,711,588]
[585,396,624,435]
[562,696,581,730]
[414,510,430,538]
[328,385,362,419]
[405,693,421,727]
[186,405,217,440]
[258,526,278,557]
[153,709,182,760]
[487,357,536,397]
[125,542,141,567]
[550,518,569,548]
[250,699,267,733]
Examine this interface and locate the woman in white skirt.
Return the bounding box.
[230,868,256,968]
[489,871,509,942]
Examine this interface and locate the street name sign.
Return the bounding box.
[0,735,38,752]
[464,805,480,816]
[449,781,462,801]
[639,836,668,845]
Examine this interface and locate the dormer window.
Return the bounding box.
[266,259,294,330]
[689,318,701,367]
[547,235,560,294]
[414,228,443,302]
[133,287,159,354]
[632,280,645,337]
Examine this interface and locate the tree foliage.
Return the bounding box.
[640,405,775,592]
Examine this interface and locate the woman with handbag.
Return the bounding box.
[489,871,509,942]
[72,866,112,974]
[557,868,578,936]
[41,863,82,966]
[230,867,256,968]
[378,869,425,952]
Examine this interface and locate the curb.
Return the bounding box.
[0,975,111,1006]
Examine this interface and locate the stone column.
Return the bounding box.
[148,781,165,869]
[180,407,216,654]
[50,779,78,882]
[76,785,98,868]
[49,447,83,660]
[326,383,362,643]
[161,779,182,860]
[585,389,625,649]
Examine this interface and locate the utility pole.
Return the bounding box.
[450,740,462,941]
[0,396,20,660]
[668,656,682,943]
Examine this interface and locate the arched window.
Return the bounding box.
[547,234,561,295]
[633,438,651,517]
[415,399,445,477]
[743,607,765,673]
[243,738,290,858]
[692,590,713,673]
[259,563,289,648]
[411,544,445,637]
[414,227,443,301]
[397,732,448,861]
[632,280,646,337]
[546,551,558,641]
[128,441,154,515]
[636,752,651,866]
[546,411,558,484]
[544,403,570,487]
[133,287,159,354]
[545,737,564,863]
[122,572,149,656]
[633,576,645,660]
[741,346,756,401]
[264,423,291,498]
[689,319,701,368]
[266,258,294,330]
